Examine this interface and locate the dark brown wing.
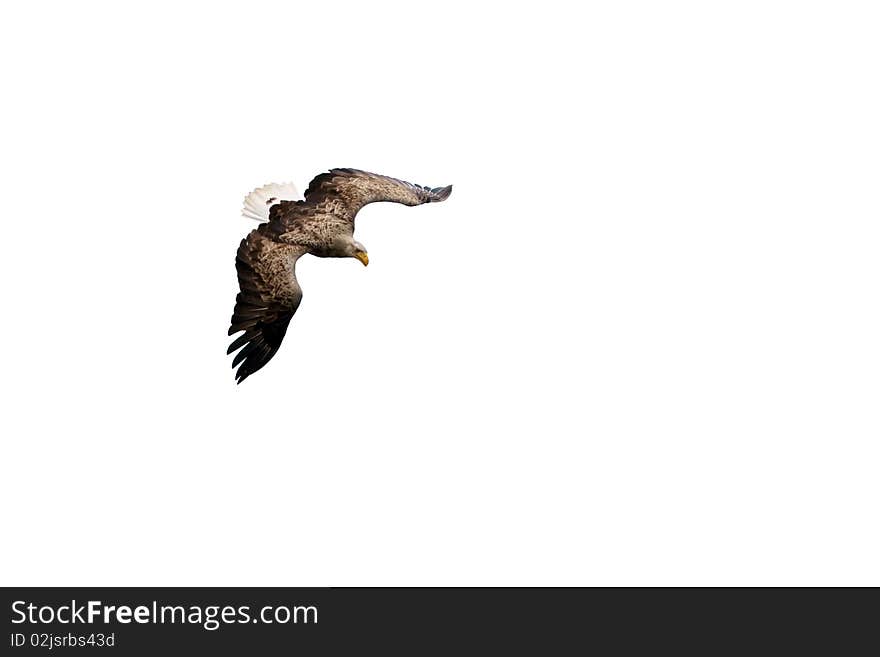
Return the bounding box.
[300,168,452,221]
[227,224,308,384]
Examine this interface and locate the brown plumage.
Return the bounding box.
[228,168,452,383]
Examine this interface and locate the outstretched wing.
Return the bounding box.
[300,168,452,222]
[227,224,308,383]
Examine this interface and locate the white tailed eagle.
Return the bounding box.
[228,168,452,383]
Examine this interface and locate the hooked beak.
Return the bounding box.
[354,251,369,267]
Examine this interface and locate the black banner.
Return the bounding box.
[1,588,874,653]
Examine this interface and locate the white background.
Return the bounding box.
[1,1,878,586]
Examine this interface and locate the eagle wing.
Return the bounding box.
[227,223,308,383]
[298,168,452,222]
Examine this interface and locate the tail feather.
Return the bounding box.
[241,182,301,221]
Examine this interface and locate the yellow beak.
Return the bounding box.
[354,251,369,267]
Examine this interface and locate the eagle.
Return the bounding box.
[228,168,453,383]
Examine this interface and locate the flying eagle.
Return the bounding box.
[228,168,452,383]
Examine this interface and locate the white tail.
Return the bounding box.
[241,182,301,221]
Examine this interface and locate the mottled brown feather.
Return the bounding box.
[227,223,307,383]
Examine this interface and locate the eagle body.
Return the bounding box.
[228,168,452,383]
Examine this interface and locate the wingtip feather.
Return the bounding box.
[429,184,452,202]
